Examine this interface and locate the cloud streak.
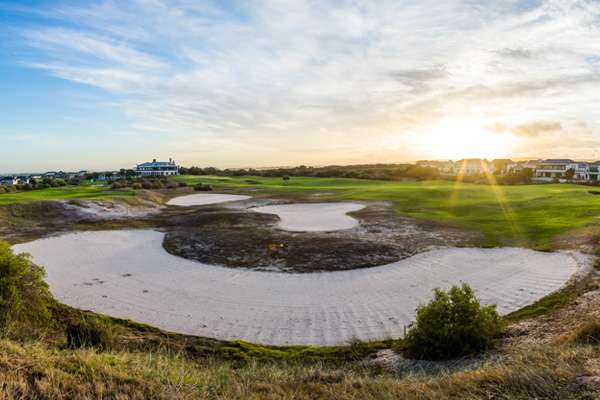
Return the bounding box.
[4,0,600,166]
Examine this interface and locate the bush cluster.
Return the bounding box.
[65,318,114,350]
[110,177,188,191]
[193,183,213,191]
[0,242,52,334]
[404,284,503,360]
[180,164,440,181]
[0,178,73,194]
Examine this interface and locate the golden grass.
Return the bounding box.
[0,338,598,399]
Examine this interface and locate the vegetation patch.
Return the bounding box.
[403,284,504,360]
[65,317,116,350]
[505,285,580,322]
[566,320,600,345]
[0,241,52,335]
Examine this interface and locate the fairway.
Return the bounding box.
[175,175,600,249]
[0,184,133,206]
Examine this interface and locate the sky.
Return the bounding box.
[1,0,600,172]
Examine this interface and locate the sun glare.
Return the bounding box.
[413,118,517,160]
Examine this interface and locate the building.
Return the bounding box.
[135,158,180,177]
[0,176,18,186]
[533,159,575,182]
[455,159,496,175]
[416,160,456,174]
[16,176,30,185]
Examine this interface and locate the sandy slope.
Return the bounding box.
[14,230,589,346]
[167,193,251,206]
[252,203,365,231]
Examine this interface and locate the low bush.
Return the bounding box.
[177,182,188,187]
[132,182,143,190]
[194,184,213,191]
[567,320,600,345]
[403,283,503,360]
[0,242,51,334]
[65,318,114,350]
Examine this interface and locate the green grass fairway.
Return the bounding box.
[176,175,600,249]
[0,185,132,205]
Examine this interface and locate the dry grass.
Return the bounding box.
[0,338,599,399]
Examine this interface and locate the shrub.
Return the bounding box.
[132,183,142,190]
[166,182,178,189]
[65,318,114,350]
[194,184,213,191]
[111,182,123,189]
[141,181,153,190]
[403,283,503,360]
[0,242,51,333]
[568,320,600,345]
[178,182,188,187]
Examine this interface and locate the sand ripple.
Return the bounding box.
[14,230,589,346]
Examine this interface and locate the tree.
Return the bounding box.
[403,283,503,360]
[565,168,575,181]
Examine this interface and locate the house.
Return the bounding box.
[97,172,120,181]
[135,158,180,177]
[0,176,18,186]
[533,159,575,182]
[43,171,66,180]
[455,159,496,175]
[492,159,518,174]
[16,176,30,185]
[416,160,456,174]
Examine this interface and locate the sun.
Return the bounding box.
[414,118,517,160]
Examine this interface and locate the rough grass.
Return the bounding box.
[0,338,597,399]
[0,184,133,205]
[175,175,600,249]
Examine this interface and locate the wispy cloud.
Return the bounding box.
[5,0,600,165]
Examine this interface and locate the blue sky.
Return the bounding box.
[1,0,600,172]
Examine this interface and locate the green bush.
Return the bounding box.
[65,318,115,350]
[404,283,503,360]
[0,242,51,333]
[132,183,143,190]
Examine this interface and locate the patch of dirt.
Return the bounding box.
[162,201,482,273]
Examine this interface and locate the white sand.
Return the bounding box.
[14,230,589,346]
[167,193,251,206]
[64,200,161,219]
[253,203,365,231]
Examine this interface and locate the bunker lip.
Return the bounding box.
[13,230,591,346]
[166,193,252,207]
[252,202,366,232]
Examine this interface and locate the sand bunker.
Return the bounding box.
[253,203,365,231]
[14,230,589,346]
[167,193,251,207]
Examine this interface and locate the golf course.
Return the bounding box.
[172,175,600,249]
